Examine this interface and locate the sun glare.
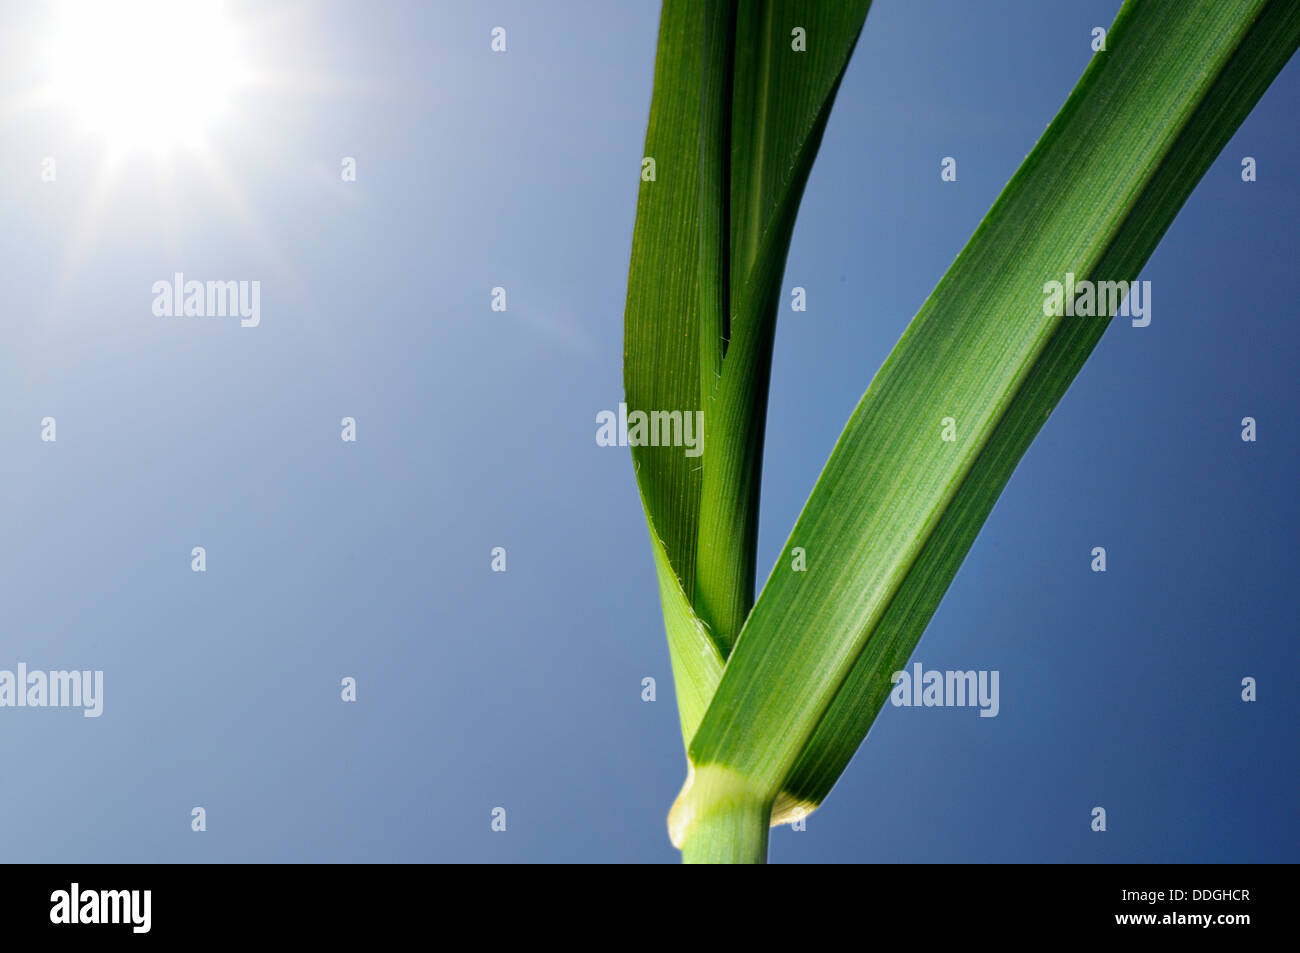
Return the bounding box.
[50,0,246,153]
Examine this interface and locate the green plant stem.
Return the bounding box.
[680,810,768,864]
[676,795,764,863]
[673,766,771,864]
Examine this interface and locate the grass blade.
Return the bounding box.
[625,0,871,737]
[624,0,706,643]
[670,0,1300,853]
[693,0,872,652]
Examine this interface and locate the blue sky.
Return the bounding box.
[0,0,1295,862]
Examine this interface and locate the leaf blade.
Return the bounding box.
[624,0,705,620]
[693,0,873,652]
[626,0,871,728]
[673,0,1300,840]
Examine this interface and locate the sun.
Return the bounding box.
[49,0,247,154]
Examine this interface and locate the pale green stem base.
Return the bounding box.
[680,801,769,864]
[671,764,772,864]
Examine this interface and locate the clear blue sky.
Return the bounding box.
[0,0,1294,862]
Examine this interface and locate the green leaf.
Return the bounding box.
[671,0,1300,852]
[624,0,872,739]
[623,0,705,639]
[694,0,873,652]
[645,508,723,748]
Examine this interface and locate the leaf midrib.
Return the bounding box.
[740,2,775,292]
